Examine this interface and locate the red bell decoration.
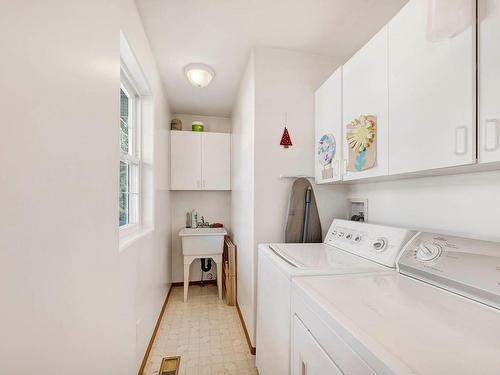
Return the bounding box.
[280,127,292,148]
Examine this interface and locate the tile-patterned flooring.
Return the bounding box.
[143,284,257,375]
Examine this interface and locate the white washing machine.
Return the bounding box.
[256,219,415,375]
[291,232,500,374]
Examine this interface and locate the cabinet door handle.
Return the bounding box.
[485,119,500,151]
[455,126,467,155]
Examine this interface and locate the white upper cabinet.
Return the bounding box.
[202,132,231,190]
[342,26,389,181]
[315,67,342,184]
[171,131,202,190]
[388,0,476,174]
[479,0,500,163]
[171,131,231,190]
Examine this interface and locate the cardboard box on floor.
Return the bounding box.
[223,236,236,306]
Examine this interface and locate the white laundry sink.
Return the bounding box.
[179,227,227,256]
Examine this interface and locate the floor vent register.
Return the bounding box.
[159,356,181,375]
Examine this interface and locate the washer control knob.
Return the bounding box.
[372,237,388,252]
[416,242,442,261]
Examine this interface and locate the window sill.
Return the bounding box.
[119,226,154,251]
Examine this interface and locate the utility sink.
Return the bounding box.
[180,227,227,302]
[179,227,227,256]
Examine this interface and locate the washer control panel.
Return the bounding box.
[416,242,442,261]
[399,232,500,309]
[325,219,415,268]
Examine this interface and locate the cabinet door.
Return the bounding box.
[342,26,389,181]
[170,131,202,190]
[201,132,231,190]
[292,316,342,375]
[479,0,500,163]
[315,67,342,184]
[388,0,475,174]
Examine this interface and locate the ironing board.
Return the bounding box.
[285,178,322,243]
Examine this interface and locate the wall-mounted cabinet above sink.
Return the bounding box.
[170,131,231,190]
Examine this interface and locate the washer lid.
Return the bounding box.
[292,273,500,374]
[269,243,385,271]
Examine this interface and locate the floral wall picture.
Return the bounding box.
[346,115,377,172]
[317,133,336,179]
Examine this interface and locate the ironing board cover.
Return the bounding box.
[285,178,322,243]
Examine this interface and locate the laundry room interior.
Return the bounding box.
[3,1,500,374]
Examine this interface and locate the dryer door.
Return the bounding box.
[292,316,342,375]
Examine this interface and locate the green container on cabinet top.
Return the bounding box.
[192,121,204,132]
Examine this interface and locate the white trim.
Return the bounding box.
[119,30,155,246]
[119,227,154,252]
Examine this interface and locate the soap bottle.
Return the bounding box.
[191,209,198,229]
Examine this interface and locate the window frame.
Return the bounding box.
[119,66,142,237]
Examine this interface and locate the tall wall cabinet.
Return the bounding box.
[170,131,231,190]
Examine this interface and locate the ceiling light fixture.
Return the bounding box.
[184,63,215,88]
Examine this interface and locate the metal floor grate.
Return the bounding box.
[159,356,181,375]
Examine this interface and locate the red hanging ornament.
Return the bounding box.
[280,127,293,148]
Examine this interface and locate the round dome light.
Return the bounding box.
[184,63,215,88]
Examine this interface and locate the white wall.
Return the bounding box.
[253,47,340,246]
[0,1,171,374]
[231,51,256,347]
[231,47,343,346]
[169,114,232,282]
[348,170,500,241]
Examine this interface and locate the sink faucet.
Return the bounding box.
[198,216,211,227]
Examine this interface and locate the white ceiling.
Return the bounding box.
[136,0,408,117]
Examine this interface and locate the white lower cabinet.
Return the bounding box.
[388,0,476,174]
[292,316,342,375]
[479,0,500,164]
[315,67,342,184]
[342,26,389,181]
